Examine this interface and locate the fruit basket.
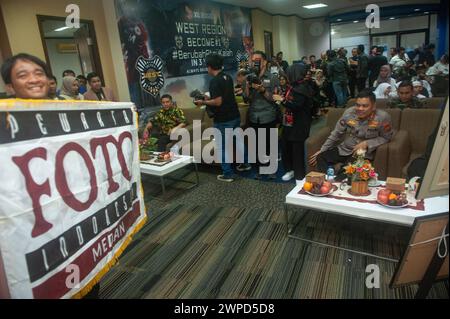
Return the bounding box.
[154,151,173,163]
[376,189,409,208]
[302,181,336,197]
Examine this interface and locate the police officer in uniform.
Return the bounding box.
[309,89,393,174]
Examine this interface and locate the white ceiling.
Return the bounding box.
[213,0,439,18]
[41,19,87,38]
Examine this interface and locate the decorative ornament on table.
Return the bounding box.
[139,129,158,161]
[303,172,335,196]
[344,148,377,196]
[377,177,409,207]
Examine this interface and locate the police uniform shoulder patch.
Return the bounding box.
[368,120,379,128]
[382,122,392,132]
[347,119,357,127]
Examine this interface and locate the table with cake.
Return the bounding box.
[140,151,199,196]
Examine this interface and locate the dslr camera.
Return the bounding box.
[246,59,262,86]
[247,73,261,85]
[190,90,215,118]
[190,89,206,101]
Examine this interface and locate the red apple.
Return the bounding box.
[320,185,331,194]
[323,181,332,189]
[377,189,391,204]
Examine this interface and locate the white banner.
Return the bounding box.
[0,100,147,298]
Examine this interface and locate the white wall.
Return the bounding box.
[272,15,306,64]
[251,10,308,65]
[251,9,273,52]
[303,18,330,58]
[102,0,130,102]
[45,38,82,84]
[0,50,5,94]
[289,16,305,62]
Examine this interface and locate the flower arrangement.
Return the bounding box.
[344,149,377,182]
[139,130,158,159]
[139,137,158,152]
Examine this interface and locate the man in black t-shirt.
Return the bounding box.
[194,54,250,182]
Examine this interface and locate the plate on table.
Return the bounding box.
[368,180,382,187]
[376,200,409,209]
[140,154,154,162]
[154,157,172,163]
[305,185,337,197]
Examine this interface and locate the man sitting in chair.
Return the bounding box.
[309,89,393,176]
[387,80,424,109]
[144,94,187,152]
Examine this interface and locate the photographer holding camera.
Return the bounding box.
[194,54,250,182]
[243,51,280,179]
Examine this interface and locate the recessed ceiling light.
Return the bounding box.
[353,20,359,23]
[389,17,395,20]
[414,8,421,11]
[337,19,342,22]
[54,26,70,32]
[303,3,328,9]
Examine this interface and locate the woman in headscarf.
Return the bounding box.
[412,81,427,99]
[59,76,84,100]
[373,82,392,99]
[373,65,397,98]
[273,64,313,182]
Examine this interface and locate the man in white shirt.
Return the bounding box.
[426,54,449,76]
[389,47,410,74]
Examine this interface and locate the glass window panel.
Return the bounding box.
[372,15,428,34]
[331,22,369,57]
[372,35,397,59]
[400,32,426,52]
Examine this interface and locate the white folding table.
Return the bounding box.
[140,155,199,195]
[285,180,449,261]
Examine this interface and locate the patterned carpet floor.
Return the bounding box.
[98,167,449,299]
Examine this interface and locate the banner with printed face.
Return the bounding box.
[0,100,147,299]
[115,0,253,109]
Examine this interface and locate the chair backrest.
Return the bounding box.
[384,108,401,131]
[346,98,389,109]
[326,107,401,131]
[400,108,442,154]
[421,97,446,109]
[376,99,389,109]
[182,107,205,125]
[325,108,345,129]
[346,98,356,108]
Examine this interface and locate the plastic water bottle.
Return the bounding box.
[326,166,335,182]
[170,144,180,155]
